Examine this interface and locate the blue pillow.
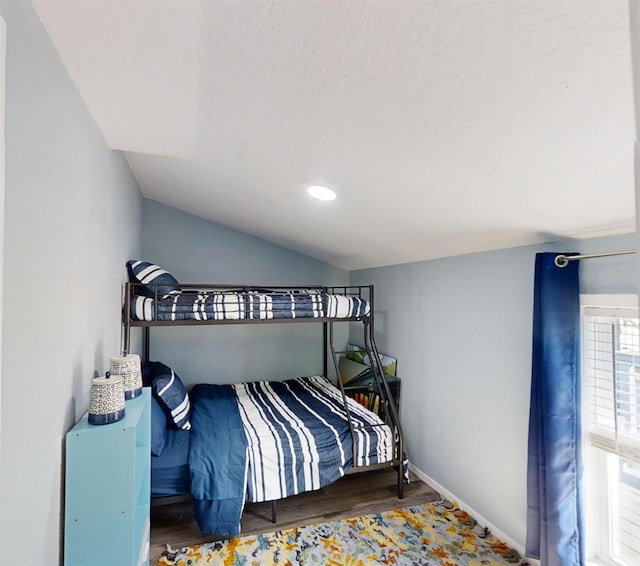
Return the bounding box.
[152,362,191,430]
[150,395,168,457]
[126,260,180,298]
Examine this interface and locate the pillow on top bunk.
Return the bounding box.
[126,260,181,298]
[150,361,192,431]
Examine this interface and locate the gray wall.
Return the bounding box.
[350,233,638,550]
[0,4,143,565]
[140,199,349,385]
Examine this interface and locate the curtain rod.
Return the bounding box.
[554,250,636,268]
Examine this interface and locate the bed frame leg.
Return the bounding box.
[271,500,277,523]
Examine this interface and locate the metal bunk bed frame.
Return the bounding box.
[122,282,405,507]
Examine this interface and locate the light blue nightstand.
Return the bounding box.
[64,387,151,566]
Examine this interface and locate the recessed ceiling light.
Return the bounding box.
[307,185,336,201]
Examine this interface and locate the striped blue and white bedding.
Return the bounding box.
[237,375,394,503]
[188,375,399,535]
[130,289,370,321]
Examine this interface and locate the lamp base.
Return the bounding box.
[125,387,142,400]
[88,408,125,425]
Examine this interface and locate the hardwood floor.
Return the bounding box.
[150,469,439,564]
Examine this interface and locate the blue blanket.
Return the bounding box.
[189,384,248,535]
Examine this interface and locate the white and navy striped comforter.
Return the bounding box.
[188,375,399,534]
[130,290,370,321]
[236,375,394,503]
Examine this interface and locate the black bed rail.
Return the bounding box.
[124,281,373,299]
[127,282,375,294]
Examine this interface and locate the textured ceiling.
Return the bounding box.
[34,1,635,270]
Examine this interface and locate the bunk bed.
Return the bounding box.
[122,263,405,536]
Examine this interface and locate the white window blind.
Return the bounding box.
[583,307,640,464]
[582,300,640,566]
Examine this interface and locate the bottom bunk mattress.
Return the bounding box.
[187,375,399,535]
[151,429,190,498]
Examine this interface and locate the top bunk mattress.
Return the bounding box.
[129,289,371,322]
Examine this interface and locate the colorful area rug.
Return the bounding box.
[160,500,522,565]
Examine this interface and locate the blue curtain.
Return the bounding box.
[526,253,584,565]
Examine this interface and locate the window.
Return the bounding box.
[581,295,640,566]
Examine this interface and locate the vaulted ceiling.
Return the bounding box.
[34,1,635,270]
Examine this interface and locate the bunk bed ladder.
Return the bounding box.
[326,318,405,499]
[363,320,404,499]
[327,321,360,473]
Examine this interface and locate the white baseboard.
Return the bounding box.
[409,462,540,566]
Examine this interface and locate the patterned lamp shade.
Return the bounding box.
[109,354,143,400]
[88,373,126,425]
